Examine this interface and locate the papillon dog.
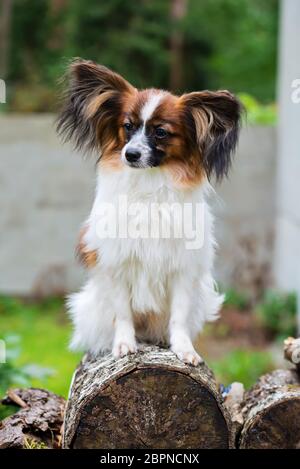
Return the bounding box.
[57,59,242,366]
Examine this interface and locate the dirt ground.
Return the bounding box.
[197,306,287,370]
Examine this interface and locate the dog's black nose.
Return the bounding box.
[125,149,141,163]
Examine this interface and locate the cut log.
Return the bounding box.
[284,337,300,370]
[63,345,235,449]
[0,388,65,449]
[240,369,300,449]
[223,382,245,433]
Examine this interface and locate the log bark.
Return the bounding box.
[223,382,245,433]
[0,388,65,449]
[240,369,300,449]
[284,337,300,370]
[63,345,235,449]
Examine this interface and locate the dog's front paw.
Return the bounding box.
[112,340,137,359]
[171,346,203,366]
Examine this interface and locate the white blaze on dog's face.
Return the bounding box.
[57,60,242,187]
[121,91,167,168]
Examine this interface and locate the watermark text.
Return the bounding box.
[291,79,300,104]
[93,196,205,250]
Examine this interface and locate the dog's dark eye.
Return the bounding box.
[124,122,133,132]
[155,127,168,139]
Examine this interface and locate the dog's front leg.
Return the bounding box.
[169,273,203,366]
[112,282,137,359]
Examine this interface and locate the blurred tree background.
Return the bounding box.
[0,0,279,112]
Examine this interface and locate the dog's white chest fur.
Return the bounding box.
[68,166,223,356]
[86,168,211,311]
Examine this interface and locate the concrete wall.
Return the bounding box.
[214,126,276,297]
[0,114,276,296]
[275,0,300,290]
[0,115,94,295]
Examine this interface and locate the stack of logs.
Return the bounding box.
[0,338,300,449]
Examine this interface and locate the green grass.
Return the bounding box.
[256,290,297,340]
[0,296,81,399]
[0,294,278,408]
[223,288,249,310]
[209,349,274,389]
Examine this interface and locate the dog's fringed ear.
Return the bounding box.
[182,90,242,180]
[57,59,135,154]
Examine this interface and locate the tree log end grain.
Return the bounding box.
[240,369,300,449]
[63,345,235,449]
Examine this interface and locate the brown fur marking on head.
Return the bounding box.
[56,59,135,156]
[57,60,242,184]
[180,90,242,180]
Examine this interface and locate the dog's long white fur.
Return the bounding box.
[67,91,224,366]
[68,166,223,364]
